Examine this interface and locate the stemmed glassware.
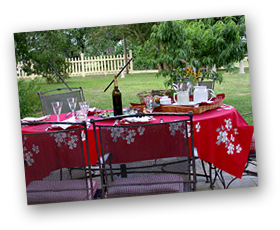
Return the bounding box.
[51,101,63,122]
[67,97,77,118]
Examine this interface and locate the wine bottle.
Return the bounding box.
[112,75,123,116]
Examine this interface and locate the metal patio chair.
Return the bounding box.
[37,87,85,115]
[21,120,97,205]
[90,112,197,199]
[196,76,216,90]
[176,76,216,91]
[241,112,257,177]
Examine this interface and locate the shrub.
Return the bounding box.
[17,78,41,118]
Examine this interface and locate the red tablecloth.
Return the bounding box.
[192,104,253,178]
[21,122,87,186]
[21,104,253,184]
[87,104,253,178]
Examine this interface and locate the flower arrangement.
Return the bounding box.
[176,65,204,86]
[185,65,203,82]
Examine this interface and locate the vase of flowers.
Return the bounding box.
[179,65,203,85]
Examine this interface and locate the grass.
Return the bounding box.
[214,67,253,125]
[29,67,253,125]
[35,72,165,108]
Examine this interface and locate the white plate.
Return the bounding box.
[123,116,151,123]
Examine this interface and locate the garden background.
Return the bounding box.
[15,16,252,125]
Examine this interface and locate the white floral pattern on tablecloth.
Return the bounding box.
[23,131,81,167]
[169,122,191,138]
[216,118,242,155]
[22,136,40,166]
[107,126,146,144]
[169,121,201,138]
[50,131,79,150]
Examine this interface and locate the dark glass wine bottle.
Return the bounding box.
[112,75,123,116]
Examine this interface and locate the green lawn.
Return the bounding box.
[214,67,253,125]
[30,67,253,125]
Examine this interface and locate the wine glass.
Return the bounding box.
[67,97,77,118]
[144,96,155,113]
[51,101,63,122]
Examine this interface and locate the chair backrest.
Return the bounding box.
[38,87,85,115]
[90,112,197,196]
[176,77,216,90]
[21,121,95,204]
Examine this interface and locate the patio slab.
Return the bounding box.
[194,158,258,191]
[43,157,258,195]
[90,157,258,192]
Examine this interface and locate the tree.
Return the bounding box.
[146,16,247,87]
[63,27,95,58]
[88,22,156,70]
[87,26,122,56]
[14,30,70,83]
[145,20,189,87]
[14,22,157,80]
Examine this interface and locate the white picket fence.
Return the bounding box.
[16,50,134,78]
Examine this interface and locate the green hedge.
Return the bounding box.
[17,78,41,118]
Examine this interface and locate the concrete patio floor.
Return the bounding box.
[194,159,258,191]
[93,157,258,193]
[45,157,258,196]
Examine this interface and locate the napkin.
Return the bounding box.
[21,115,50,122]
[88,107,106,115]
[51,117,78,130]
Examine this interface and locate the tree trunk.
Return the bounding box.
[123,35,129,74]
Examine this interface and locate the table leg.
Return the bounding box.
[208,163,218,190]
[209,163,213,190]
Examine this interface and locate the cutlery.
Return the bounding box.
[45,126,51,131]
[65,112,71,117]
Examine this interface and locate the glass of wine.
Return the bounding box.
[51,101,63,122]
[67,97,77,118]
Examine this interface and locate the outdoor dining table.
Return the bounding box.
[21,104,254,186]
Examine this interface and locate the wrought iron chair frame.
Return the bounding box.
[37,87,85,115]
[90,112,197,198]
[176,76,216,91]
[21,120,96,204]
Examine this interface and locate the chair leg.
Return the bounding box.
[68,168,73,179]
[60,168,63,181]
[120,164,127,178]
